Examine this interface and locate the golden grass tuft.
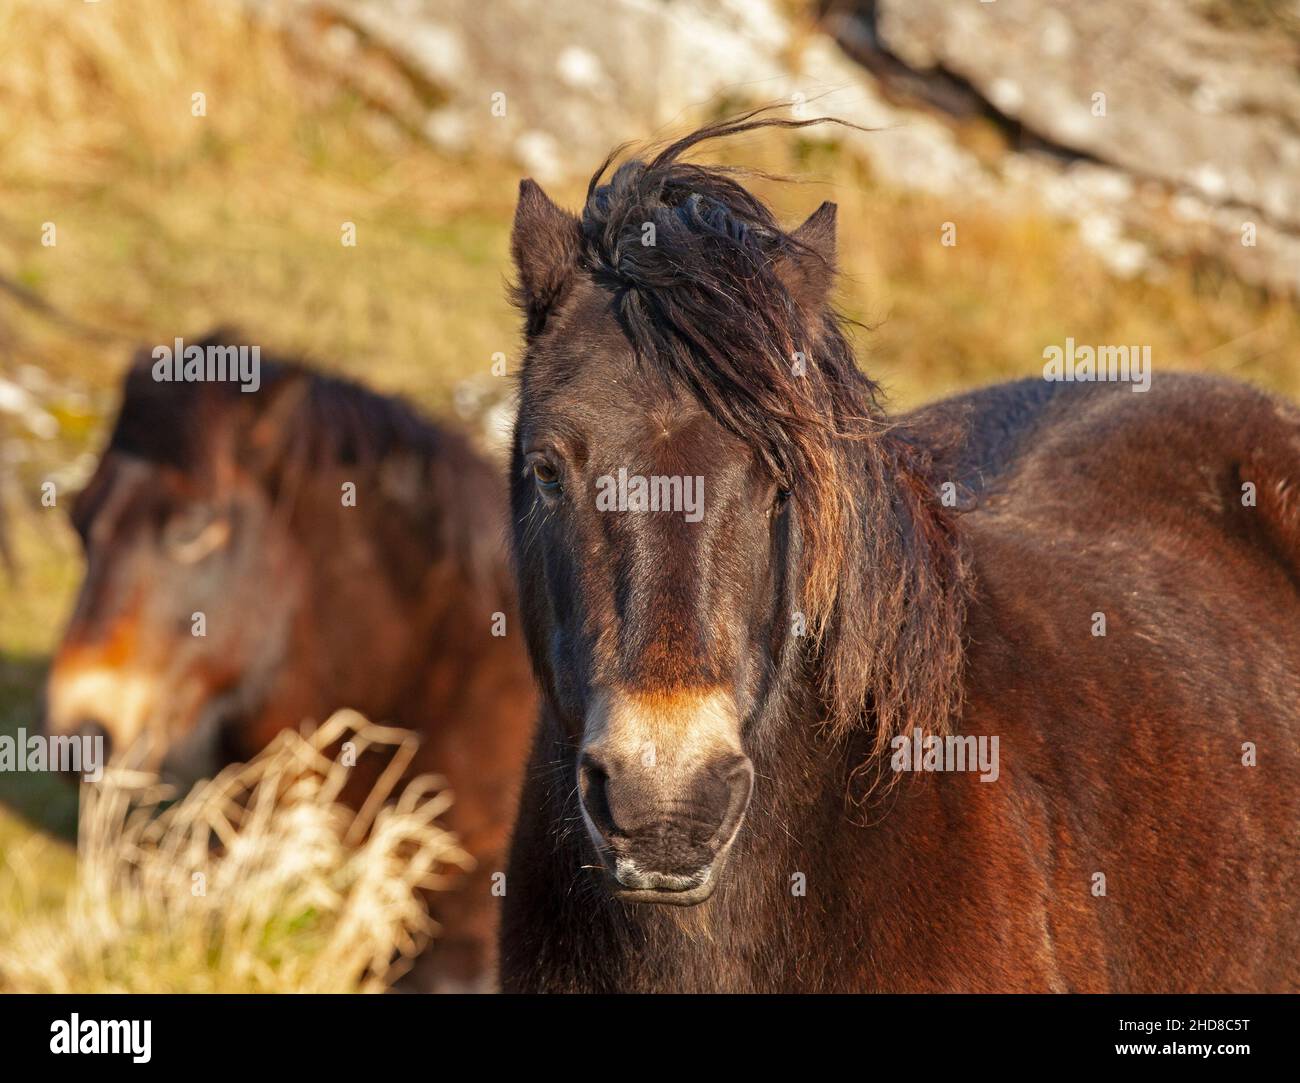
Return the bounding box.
[0,710,469,993]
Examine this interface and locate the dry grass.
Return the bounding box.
[720,138,1300,408]
[0,0,521,402]
[0,711,469,993]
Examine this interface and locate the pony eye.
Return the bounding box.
[759,486,790,520]
[530,458,562,494]
[163,507,230,563]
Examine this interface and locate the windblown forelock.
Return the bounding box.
[575,139,884,647]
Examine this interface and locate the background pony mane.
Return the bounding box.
[108,334,507,602]
[574,111,970,771]
[113,336,441,474]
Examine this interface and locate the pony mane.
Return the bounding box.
[113,340,441,473]
[574,111,971,767]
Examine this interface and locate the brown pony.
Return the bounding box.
[499,114,1300,992]
[44,338,536,990]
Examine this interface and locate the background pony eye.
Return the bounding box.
[162,505,231,563]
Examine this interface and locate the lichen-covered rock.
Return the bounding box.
[254,0,1300,295]
[869,0,1300,232]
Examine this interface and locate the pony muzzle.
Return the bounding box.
[577,689,753,905]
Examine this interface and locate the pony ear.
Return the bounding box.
[776,201,837,313]
[511,179,582,338]
[238,373,311,489]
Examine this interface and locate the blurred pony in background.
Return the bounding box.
[44,336,537,990]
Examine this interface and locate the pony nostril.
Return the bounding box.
[73,719,112,762]
[719,754,753,786]
[714,756,754,844]
[578,751,607,787]
[578,753,615,837]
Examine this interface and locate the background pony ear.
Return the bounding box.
[238,373,311,491]
[775,201,837,313]
[511,179,582,339]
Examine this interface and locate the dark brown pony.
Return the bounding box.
[499,114,1300,992]
[44,339,536,990]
